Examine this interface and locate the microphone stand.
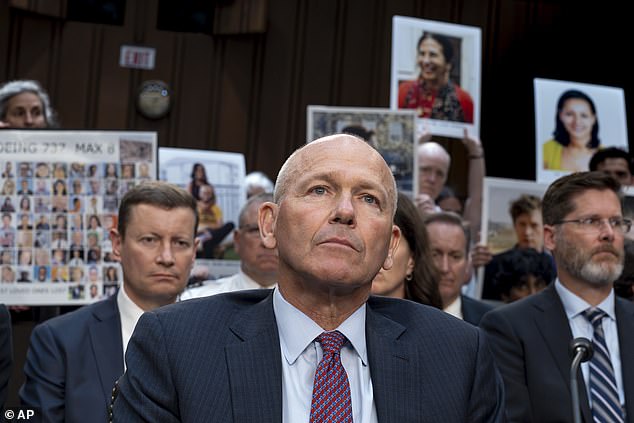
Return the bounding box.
[570,338,593,423]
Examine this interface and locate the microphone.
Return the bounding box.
[569,337,593,423]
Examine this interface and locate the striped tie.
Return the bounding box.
[582,308,625,423]
[309,331,353,423]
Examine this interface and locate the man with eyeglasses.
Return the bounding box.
[481,171,634,422]
[181,192,278,299]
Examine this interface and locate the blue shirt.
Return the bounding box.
[273,288,378,423]
[555,279,624,407]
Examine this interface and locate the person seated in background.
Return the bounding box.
[0,80,58,128]
[244,171,274,198]
[491,248,555,303]
[20,181,199,422]
[423,211,494,325]
[195,183,234,258]
[481,194,553,301]
[589,146,634,187]
[371,192,442,308]
[182,193,278,299]
[416,129,484,241]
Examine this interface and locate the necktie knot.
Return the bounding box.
[582,307,607,329]
[317,331,346,355]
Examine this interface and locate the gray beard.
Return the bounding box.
[576,260,624,286]
[555,231,624,286]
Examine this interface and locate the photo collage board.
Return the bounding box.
[0,130,157,305]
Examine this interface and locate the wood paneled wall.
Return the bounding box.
[1,0,631,193]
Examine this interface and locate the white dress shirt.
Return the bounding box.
[116,286,145,370]
[443,295,463,320]
[273,288,377,423]
[179,270,276,300]
[555,279,624,406]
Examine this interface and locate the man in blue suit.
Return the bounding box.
[113,134,505,422]
[19,181,199,422]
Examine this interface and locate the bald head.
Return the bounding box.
[274,134,398,216]
[418,142,450,200]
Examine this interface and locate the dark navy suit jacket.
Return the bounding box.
[481,284,634,422]
[114,290,505,422]
[461,294,494,326]
[20,295,124,423]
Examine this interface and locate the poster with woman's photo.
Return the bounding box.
[158,148,246,263]
[535,78,628,184]
[0,130,157,305]
[307,105,418,197]
[390,16,481,139]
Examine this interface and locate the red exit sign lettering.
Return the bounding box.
[119,45,156,70]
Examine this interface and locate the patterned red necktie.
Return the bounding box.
[309,331,353,423]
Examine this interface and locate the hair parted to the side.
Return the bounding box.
[509,195,542,223]
[0,80,58,127]
[552,89,600,148]
[423,211,471,253]
[117,181,199,238]
[541,171,621,226]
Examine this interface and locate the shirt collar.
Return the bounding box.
[273,288,368,366]
[555,279,616,321]
[443,295,463,319]
[117,284,145,333]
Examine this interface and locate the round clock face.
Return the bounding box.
[136,80,171,119]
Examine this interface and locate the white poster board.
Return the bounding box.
[535,78,628,183]
[307,105,418,197]
[390,16,481,139]
[0,130,157,305]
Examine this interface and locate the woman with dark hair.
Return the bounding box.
[398,32,473,123]
[543,89,600,171]
[187,163,209,200]
[371,192,442,308]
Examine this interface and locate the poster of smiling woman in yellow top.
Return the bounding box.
[535,78,628,183]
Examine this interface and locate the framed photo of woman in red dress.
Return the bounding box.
[390,16,481,139]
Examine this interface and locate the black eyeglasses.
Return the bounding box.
[555,217,632,233]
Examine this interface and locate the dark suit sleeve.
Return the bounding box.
[113,312,180,422]
[0,305,12,410]
[480,310,532,422]
[20,322,67,421]
[467,328,506,422]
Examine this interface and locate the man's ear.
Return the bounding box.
[382,225,402,270]
[110,228,122,261]
[543,224,556,252]
[258,202,278,249]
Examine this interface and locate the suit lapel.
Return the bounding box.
[365,300,409,422]
[615,298,634,422]
[226,293,282,422]
[88,296,124,404]
[533,285,593,422]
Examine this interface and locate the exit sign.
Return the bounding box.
[120,45,156,70]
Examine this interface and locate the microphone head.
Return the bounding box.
[569,337,593,362]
